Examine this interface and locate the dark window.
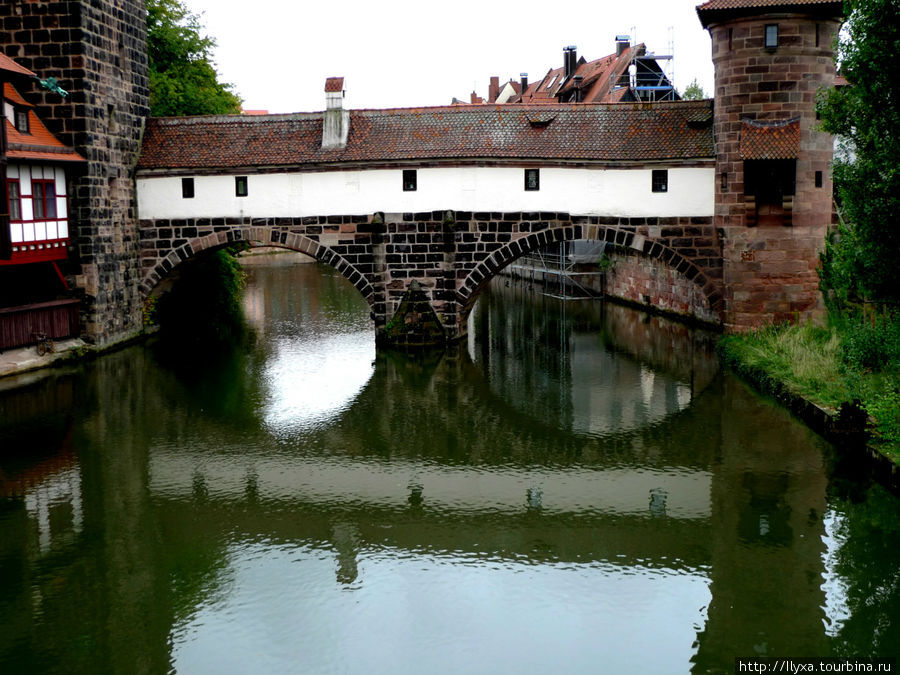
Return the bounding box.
[7,181,21,221]
[524,168,540,191]
[721,172,729,192]
[14,109,29,134]
[765,24,778,49]
[815,170,823,188]
[402,169,417,192]
[651,169,668,193]
[728,27,733,51]
[182,177,194,199]
[235,176,248,197]
[744,159,796,203]
[32,180,57,220]
[816,23,821,48]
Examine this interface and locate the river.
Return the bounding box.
[1,260,897,674]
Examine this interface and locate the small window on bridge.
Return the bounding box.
[402,170,417,192]
[182,177,194,199]
[235,176,248,197]
[765,24,778,50]
[652,169,668,193]
[524,168,540,191]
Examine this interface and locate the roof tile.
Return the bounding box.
[137,101,715,171]
[740,117,800,159]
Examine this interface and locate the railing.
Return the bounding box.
[0,298,79,350]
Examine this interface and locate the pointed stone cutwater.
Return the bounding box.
[378,280,447,350]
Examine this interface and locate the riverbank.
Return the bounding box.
[718,321,900,488]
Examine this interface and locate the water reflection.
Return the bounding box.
[0,264,898,674]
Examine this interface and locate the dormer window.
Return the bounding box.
[14,109,29,134]
[765,24,778,50]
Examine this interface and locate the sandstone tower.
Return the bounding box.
[697,0,843,328]
[1,0,149,345]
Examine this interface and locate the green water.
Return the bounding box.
[1,262,897,674]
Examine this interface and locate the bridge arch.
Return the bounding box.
[139,223,376,307]
[455,223,724,326]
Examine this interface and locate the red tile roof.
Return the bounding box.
[4,83,85,163]
[697,0,842,26]
[137,101,714,171]
[324,77,344,93]
[739,117,800,159]
[0,53,35,78]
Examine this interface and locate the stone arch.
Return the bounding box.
[455,224,724,323]
[139,225,376,306]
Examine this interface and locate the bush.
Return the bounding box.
[840,315,900,373]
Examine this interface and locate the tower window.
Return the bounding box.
[815,171,823,188]
[765,24,779,49]
[235,176,248,197]
[651,169,668,193]
[744,160,796,203]
[524,168,540,191]
[402,169,417,192]
[182,177,195,199]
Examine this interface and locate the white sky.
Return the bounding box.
[180,0,714,114]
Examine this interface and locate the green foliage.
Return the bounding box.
[817,0,900,305]
[155,247,248,350]
[718,318,900,460]
[146,0,242,116]
[840,314,900,372]
[680,78,707,100]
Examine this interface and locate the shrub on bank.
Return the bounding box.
[718,315,900,462]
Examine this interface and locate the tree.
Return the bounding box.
[681,78,707,100]
[146,0,242,117]
[817,0,900,306]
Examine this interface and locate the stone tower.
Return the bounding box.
[697,0,843,328]
[1,0,149,345]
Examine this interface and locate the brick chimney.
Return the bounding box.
[488,76,500,103]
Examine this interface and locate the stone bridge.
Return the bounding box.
[139,210,723,347]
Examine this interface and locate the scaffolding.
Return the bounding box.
[628,26,677,102]
[504,241,607,301]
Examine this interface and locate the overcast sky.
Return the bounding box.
[180,0,715,114]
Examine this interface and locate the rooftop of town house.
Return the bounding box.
[136,100,714,171]
[3,82,85,163]
[518,43,644,105]
[0,52,35,78]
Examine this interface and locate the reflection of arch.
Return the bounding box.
[141,228,375,306]
[456,225,723,322]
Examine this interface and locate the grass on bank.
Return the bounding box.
[718,317,900,463]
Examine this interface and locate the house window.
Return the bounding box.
[32,180,57,220]
[524,168,540,191]
[651,169,668,193]
[402,169,417,192]
[765,24,778,49]
[14,109,29,134]
[7,181,21,221]
[182,177,194,199]
[815,170,823,188]
[235,176,248,197]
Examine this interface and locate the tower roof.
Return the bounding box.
[697,0,842,27]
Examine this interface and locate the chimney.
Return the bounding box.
[488,76,500,103]
[520,72,529,97]
[616,35,630,57]
[322,77,349,150]
[564,46,577,79]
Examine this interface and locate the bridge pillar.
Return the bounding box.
[375,210,461,349]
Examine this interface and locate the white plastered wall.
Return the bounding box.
[137,165,714,221]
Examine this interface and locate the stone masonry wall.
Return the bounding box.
[1,0,150,346]
[139,211,727,344]
[708,11,841,327]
